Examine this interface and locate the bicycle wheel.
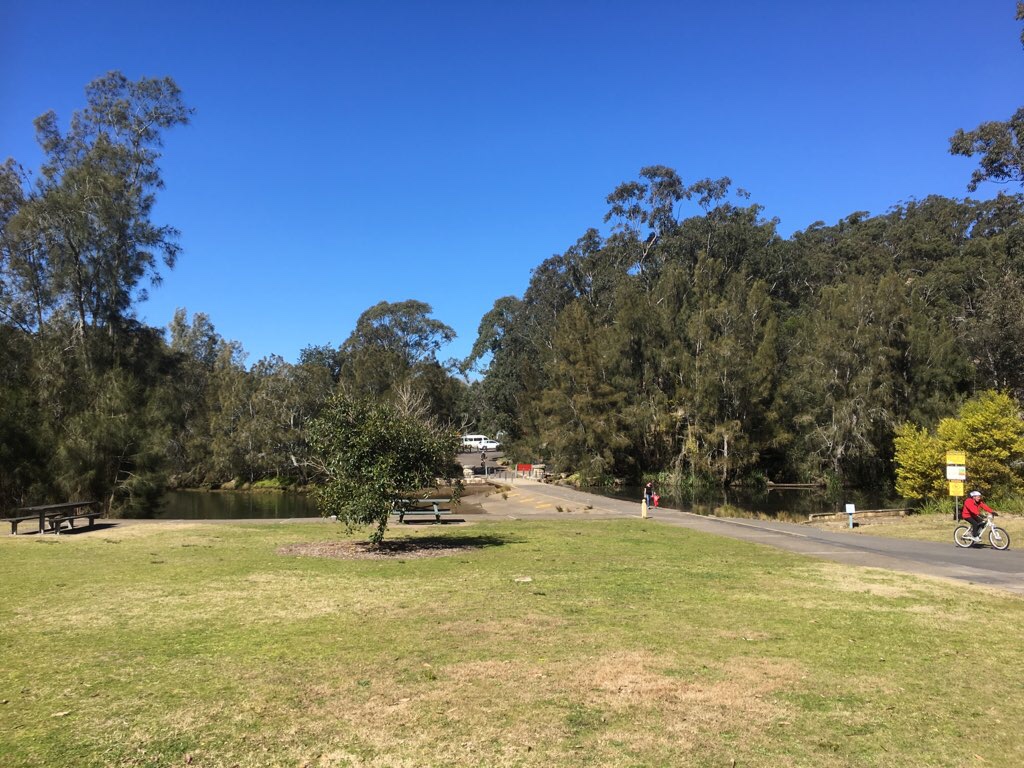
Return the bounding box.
[953,525,975,548]
[989,526,1011,551]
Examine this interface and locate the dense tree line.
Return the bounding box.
[473,6,1024,492]
[4,40,1024,514]
[466,171,1024,489]
[0,73,473,514]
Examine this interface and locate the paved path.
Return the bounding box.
[478,478,1024,596]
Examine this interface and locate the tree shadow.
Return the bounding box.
[278,532,525,560]
[377,532,524,553]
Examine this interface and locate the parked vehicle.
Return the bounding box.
[460,435,489,452]
[480,439,501,451]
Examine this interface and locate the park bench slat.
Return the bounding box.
[391,498,453,524]
[5,501,102,535]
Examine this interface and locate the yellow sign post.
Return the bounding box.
[946,451,966,519]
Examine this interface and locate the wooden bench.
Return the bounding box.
[6,501,102,535]
[391,498,452,524]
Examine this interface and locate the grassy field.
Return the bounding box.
[2,518,1022,767]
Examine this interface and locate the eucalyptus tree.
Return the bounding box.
[782,273,911,483]
[248,354,335,482]
[166,310,236,485]
[338,300,456,407]
[539,299,633,479]
[462,295,535,442]
[948,4,1024,192]
[13,72,191,358]
[604,165,688,283]
[0,72,191,511]
[206,341,254,484]
[465,161,1024,491]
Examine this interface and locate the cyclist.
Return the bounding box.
[962,490,996,542]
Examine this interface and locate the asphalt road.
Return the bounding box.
[476,478,1024,597]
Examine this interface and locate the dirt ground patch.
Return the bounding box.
[277,537,483,560]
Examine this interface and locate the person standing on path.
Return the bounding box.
[644,482,658,508]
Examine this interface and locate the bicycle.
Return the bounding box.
[954,513,1010,550]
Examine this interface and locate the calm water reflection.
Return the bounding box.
[154,490,320,519]
[589,485,904,523]
[154,486,902,522]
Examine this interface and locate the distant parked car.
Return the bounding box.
[480,439,501,451]
[461,434,488,452]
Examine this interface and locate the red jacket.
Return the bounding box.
[962,497,993,520]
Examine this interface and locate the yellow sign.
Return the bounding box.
[946,451,966,466]
[948,480,964,497]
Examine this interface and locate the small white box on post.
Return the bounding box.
[845,503,856,528]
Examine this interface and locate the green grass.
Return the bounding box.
[2,518,1023,767]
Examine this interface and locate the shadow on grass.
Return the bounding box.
[384,532,523,550]
[278,532,525,560]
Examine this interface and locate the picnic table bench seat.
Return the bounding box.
[390,498,453,524]
[5,501,102,535]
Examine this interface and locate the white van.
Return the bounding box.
[461,435,489,452]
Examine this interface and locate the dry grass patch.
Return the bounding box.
[767,560,962,605]
[176,651,807,767]
[802,562,930,599]
[583,651,802,753]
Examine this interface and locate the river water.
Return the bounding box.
[588,485,904,523]
[154,490,320,519]
[154,485,902,522]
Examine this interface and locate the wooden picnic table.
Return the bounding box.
[391,497,453,524]
[5,501,103,535]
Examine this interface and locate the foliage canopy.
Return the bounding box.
[308,392,462,543]
[894,391,1024,500]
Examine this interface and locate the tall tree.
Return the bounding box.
[1,72,191,512]
[948,4,1024,192]
[339,300,456,407]
[11,72,191,360]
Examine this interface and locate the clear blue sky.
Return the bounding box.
[3,1,1021,368]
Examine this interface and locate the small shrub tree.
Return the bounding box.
[308,392,461,543]
[894,390,1024,500]
[936,390,1024,494]
[893,422,946,500]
